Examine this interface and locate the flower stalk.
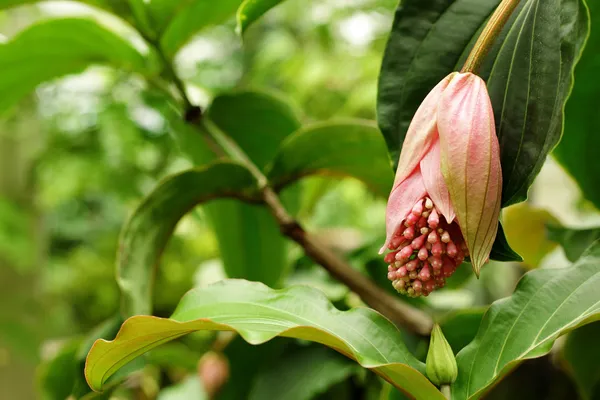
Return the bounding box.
[461,0,522,73]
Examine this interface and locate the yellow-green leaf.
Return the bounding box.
[85,280,443,399]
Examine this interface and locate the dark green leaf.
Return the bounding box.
[486,0,588,206]
[490,222,523,262]
[159,0,243,58]
[377,0,589,207]
[0,18,154,115]
[249,347,358,400]
[219,336,288,400]
[561,322,600,400]
[202,90,302,287]
[268,120,393,197]
[553,0,598,210]
[237,0,287,34]
[204,201,290,287]
[547,225,600,263]
[206,90,303,169]
[85,280,443,399]
[117,161,258,317]
[162,89,301,291]
[377,0,499,164]
[452,240,600,399]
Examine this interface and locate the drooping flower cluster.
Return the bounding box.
[381,72,502,297]
[384,196,467,297]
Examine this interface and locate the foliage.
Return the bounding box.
[0,0,599,399]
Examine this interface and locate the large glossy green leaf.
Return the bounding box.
[486,0,588,206]
[117,162,258,317]
[377,0,499,164]
[0,18,153,114]
[159,0,243,58]
[249,347,358,400]
[267,121,394,197]
[377,0,589,207]
[554,0,598,209]
[452,241,600,400]
[236,0,287,34]
[85,280,443,399]
[547,225,600,263]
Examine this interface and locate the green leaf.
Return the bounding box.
[201,90,302,288]
[547,225,600,263]
[553,0,598,210]
[561,322,600,400]
[267,120,394,197]
[489,222,523,262]
[0,18,152,114]
[236,0,287,34]
[117,162,258,317]
[38,339,82,400]
[0,0,136,20]
[249,347,358,400]
[206,90,303,169]
[162,89,301,292]
[159,0,243,58]
[439,309,485,354]
[452,241,600,399]
[485,0,588,206]
[378,0,499,164]
[85,280,443,399]
[377,0,589,207]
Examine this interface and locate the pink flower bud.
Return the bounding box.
[381,71,502,296]
[437,73,501,276]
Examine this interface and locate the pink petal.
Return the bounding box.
[437,73,502,275]
[393,73,455,186]
[419,138,456,223]
[380,168,427,253]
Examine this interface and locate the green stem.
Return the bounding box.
[461,0,521,73]
[441,385,451,399]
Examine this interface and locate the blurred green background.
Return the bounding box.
[1,1,599,399]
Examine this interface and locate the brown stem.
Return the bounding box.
[262,187,433,335]
[202,113,433,335]
[461,0,521,73]
[153,45,434,335]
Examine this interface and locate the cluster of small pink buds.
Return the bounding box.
[384,197,468,297]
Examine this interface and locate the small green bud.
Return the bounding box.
[426,324,458,386]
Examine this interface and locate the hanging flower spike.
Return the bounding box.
[382,72,501,297]
[381,73,468,298]
[437,73,502,277]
